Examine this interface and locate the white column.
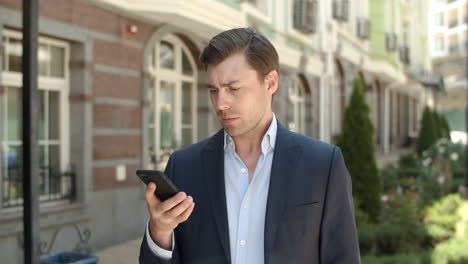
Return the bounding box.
[383,87,390,154]
[319,75,327,141]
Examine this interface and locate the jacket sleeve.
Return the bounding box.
[319,147,361,264]
[139,152,182,264]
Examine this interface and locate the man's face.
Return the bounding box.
[206,52,277,137]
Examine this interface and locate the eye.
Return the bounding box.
[209,89,218,93]
[230,87,240,91]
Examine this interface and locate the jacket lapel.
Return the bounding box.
[202,129,231,264]
[264,122,301,264]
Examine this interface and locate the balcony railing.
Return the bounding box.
[449,44,460,53]
[2,164,76,208]
[399,46,410,65]
[385,32,398,52]
[449,19,458,28]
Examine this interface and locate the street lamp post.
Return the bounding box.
[22,0,40,263]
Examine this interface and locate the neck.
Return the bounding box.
[231,111,273,155]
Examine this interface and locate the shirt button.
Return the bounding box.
[240,240,246,246]
[243,203,248,209]
[240,168,246,173]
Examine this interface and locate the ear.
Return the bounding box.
[264,70,279,96]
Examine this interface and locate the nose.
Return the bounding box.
[214,89,230,111]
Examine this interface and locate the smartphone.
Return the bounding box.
[136,170,180,201]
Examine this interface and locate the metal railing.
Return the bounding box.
[2,165,76,208]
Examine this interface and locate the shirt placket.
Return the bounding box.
[235,151,268,264]
[233,151,249,264]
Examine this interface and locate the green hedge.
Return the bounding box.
[362,253,431,264]
[432,237,468,264]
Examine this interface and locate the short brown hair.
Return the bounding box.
[200,28,279,80]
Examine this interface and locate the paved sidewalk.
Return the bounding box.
[96,239,141,263]
[376,148,413,168]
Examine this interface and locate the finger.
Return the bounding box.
[175,202,195,223]
[159,192,187,212]
[166,196,193,218]
[144,183,161,215]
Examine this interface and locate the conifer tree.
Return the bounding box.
[416,107,439,155]
[337,76,381,221]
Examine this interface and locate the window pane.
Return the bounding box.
[7,87,21,141]
[48,144,61,195]
[152,46,156,68]
[39,90,46,140]
[160,81,175,150]
[182,50,193,76]
[182,82,192,124]
[39,145,47,195]
[298,102,304,133]
[159,41,175,69]
[50,45,65,78]
[288,83,296,97]
[38,44,49,76]
[147,79,156,166]
[288,100,295,131]
[2,36,7,71]
[8,38,22,73]
[3,145,22,206]
[182,128,192,148]
[49,91,60,140]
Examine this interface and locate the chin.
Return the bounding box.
[223,126,242,137]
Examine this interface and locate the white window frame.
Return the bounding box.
[243,0,271,18]
[434,12,444,28]
[287,0,318,44]
[434,36,445,53]
[1,29,70,206]
[288,77,306,134]
[147,35,197,169]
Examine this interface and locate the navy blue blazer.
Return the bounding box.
[140,122,360,264]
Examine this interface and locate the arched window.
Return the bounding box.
[147,35,197,169]
[288,77,306,134]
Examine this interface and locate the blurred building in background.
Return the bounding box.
[0,0,444,261]
[429,0,467,131]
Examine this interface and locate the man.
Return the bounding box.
[139,28,360,264]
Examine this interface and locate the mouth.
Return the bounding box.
[222,117,238,125]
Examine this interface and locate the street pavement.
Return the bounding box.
[96,238,141,263]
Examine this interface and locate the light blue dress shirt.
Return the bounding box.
[147,114,277,264]
[224,114,277,264]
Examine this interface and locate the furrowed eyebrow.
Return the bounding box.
[205,80,240,89]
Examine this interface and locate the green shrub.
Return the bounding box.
[425,194,463,243]
[362,253,430,264]
[355,203,379,255]
[337,76,381,221]
[399,152,420,169]
[432,237,468,264]
[380,165,400,192]
[376,194,431,254]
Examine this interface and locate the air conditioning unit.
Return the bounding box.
[332,0,349,22]
[332,0,342,20]
[385,32,398,52]
[357,18,370,39]
[341,0,349,22]
[293,0,318,34]
[399,46,410,64]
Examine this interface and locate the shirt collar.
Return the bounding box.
[224,113,277,154]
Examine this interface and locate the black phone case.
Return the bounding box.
[136,170,180,201]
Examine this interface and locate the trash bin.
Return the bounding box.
[40,251,98,264]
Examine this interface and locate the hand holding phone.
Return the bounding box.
[138,169,195,250]
[136,170,179,201]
